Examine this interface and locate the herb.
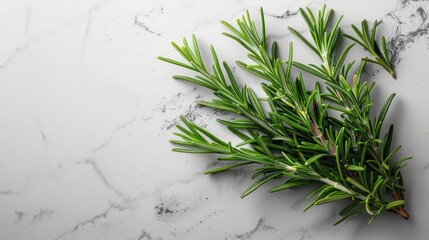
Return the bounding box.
[343,20,396,79]
[159,5,410,225]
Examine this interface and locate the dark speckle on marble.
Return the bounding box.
[155,203,175,216]
[33,209,53,220]
[162,102,202,130]
[154,197,189,220]
[134,2,164,36]
[156,88,197,114]
[362,63,381,78]
[159,87,233,131]
[15,211,27,222]
[185,211,220,233]
[134,16,161,36]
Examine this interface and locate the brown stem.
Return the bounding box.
[373,147,409,219]
[309,121,335,154]
[309,121,360,182]
[390,70,397,79]
[392,192,409,220]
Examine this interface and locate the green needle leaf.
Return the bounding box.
[204,162,252,174]
[348,165,365,171]
[386,200,405,210]
[241,172,283,198]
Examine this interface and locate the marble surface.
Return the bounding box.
[0,0,428,239]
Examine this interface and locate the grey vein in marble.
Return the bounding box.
[0,190,19,196]
[135,230,164,240]
[52,204,132,240]
[134,2,163,36]
[134,16,162,36]
[81,0,110,59]
[386,0,429,64]
[91,113,138,153]
[235,218,276,240]
[0,0,111,69]
[81,158,128,198]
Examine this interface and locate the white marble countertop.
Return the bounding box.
[0,0,428,239]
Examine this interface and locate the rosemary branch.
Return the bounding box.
[159,5,410,225]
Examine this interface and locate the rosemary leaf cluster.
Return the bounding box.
[159,5,410,225]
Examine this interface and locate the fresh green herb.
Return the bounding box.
[159,5,410,225]
[343,20,396,78]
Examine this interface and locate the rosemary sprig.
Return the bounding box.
[159,5,410,225]
[287,5,354,81]
[343,20,396,78]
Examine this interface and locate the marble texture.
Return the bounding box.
[0,0,428,239]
